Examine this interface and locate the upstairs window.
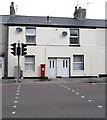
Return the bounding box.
[26,28,36,44]
[70,29,79,45]
[73,55,84,70]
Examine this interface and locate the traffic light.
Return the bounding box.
[17,43,21,56]
[11,43,16,56]
[22,43,27,56]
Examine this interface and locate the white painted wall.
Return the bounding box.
[96,29,105,75]
[8,26,106,78]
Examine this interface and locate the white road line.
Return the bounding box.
[15,96,18,99]
[14,101,18,103]
[18,85,21,89]
[17,90,20,92]
[16,93,19,95]
[88,99,92,102]
[98,105,103,108]
[72,90,75,92]
[11,84,21,115]
[92,83,96,85]
[13,106,16,108]
[59,83,103,110]
[81,96,85,98]
[94,83,107,85]
[12,112,16,114]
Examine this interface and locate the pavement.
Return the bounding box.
[61,77,107,83]
[2,77,107,84]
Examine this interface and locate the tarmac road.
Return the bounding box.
[2,78,106,119]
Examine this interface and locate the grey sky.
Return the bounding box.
[0,0,106,19]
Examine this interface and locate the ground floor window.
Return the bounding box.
[73,55,84,70]
[25,56,35,71]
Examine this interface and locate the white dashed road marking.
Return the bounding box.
[14,101,18,103]
[72,90,75,92]
[88,99,92,102]
[17,90,20,92]
[98,105,103,108]
[11,84,21,116]
[59,83,104,112]
[92,83,96,85]
[17,93,19,95]
[12,112,16,114]
[81,96,85,98]
[93,83,107,85]
[13,105,16,108]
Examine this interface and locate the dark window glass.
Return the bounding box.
[73,55,84,70]
[26,28,36,44]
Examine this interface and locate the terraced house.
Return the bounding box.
[0,3,107,79]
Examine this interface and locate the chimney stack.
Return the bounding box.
[10,2,15,17]
[74,6,86,20]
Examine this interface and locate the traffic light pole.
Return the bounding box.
[18,53,20,82]
[17,41,20,82]
[11,41,27,82]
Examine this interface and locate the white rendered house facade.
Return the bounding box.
[8,19,106,78]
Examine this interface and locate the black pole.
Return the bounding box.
[17,41,20,82]
[18,54,20,82]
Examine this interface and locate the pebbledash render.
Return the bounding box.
[0,3,107,79]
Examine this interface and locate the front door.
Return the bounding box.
[0,57,4,79]
[48,59,56,78]
[61,58,69,77]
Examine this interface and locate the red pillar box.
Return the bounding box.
[41,64,46,77]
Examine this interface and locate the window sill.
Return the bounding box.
[73,70,84,71]
[25,70,35,72]
[26,44,37,46]
[69,45,80,47]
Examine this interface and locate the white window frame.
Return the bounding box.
[26,28,36,44]
[70,29,79,45]
[25,56,35,71]
[73,55,84,71]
